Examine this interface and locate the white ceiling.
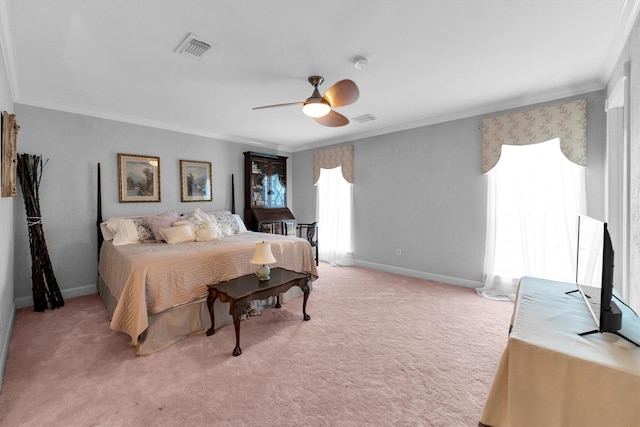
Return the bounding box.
[1,0,638,152]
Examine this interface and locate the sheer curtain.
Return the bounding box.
[316,166,354,266]
[478,138,586,300]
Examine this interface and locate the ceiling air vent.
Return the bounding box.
[352,114,377,124]
[175,33,212,59]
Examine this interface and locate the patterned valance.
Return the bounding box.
[313,145,353,184]
[482,99,587,173]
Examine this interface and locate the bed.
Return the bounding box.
[96,169,318,355]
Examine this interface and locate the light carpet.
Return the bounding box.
[0,264,513,426]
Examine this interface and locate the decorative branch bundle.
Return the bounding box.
[16,153,64,311]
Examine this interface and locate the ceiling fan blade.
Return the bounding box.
[313,110,349,127]
[252,101,304,110]
[323,79,359,108]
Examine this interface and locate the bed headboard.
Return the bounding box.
[97,163,103,260]
[231,173,235,214]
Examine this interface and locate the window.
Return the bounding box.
[316,166,353,266]
[479,138,586,300]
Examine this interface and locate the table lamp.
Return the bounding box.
[250,241,276,281]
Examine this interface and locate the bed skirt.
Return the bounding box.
[97,275,308,356]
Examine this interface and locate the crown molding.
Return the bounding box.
[600,0,640,81]
[0,0,19,102]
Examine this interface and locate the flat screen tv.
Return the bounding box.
[574,215,638,346]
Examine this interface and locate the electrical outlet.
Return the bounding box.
[396,248,402,256]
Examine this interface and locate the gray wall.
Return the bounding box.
[292,91,606,286]
[0,42,15,387]
[12,105,288,304]
[11,91,607,302]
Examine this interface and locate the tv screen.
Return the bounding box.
[574,215,636,344]
[575,215,606,326]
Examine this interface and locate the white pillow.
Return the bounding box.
[219,224,234,237]
[180,210,207,227]
[106,218,140,246]
[172,220,196,231]
[193,208,212,223]
[100,222,115,241]
[173,219,224,240]
[160,224,196,244]
[231,214,248,233]
[201,220,224,234]
[196,227,223,242]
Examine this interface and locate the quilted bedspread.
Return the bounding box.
[98,232,318,345]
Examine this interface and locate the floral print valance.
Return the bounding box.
[313,145,354,184]
[482,99,587,173]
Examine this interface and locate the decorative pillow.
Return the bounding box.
[100,222,115,241]
[201,220,224,234]
[143,211,180,242]
[179,214,200,227]
[206,211,230,226]
[193,208,213,222]
[206,210,231,218]
[132,218,155,242]
[196,226,223,242]
[231,214,248,233]
[159,224,196,244]
[211,211,240,233]
[218,224,234,237]
[173,220,197,231]
[105,218,140,246]
[170,218,224,242]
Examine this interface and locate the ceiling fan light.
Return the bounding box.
[302,99,331,117]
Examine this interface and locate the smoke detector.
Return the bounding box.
[353,56,369,69]
[175,33,212,59]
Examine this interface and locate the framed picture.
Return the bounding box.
[180,160,212,202]
[118,153,161,203]
[1,111,19,198]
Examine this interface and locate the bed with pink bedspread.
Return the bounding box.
[98,228,318,355]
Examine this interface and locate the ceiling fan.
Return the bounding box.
[252,76,359,127]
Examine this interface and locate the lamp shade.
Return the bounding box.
[302,100,331,118]
[250,241,276,265]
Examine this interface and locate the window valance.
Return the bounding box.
[482,99,587,173]
[313,145,354,184]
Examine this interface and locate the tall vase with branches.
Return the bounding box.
[16,153,64,311]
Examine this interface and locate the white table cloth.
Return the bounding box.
[480,276,640,427]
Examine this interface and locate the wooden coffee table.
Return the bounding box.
[206,268,311,356]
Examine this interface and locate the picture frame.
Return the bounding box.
[118,153,161,203]
[1,111,19,198]
[180,160,212,202]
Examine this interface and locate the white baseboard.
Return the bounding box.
[353,259,482,289]
[14,283,98,310]
[0,301,16,391]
